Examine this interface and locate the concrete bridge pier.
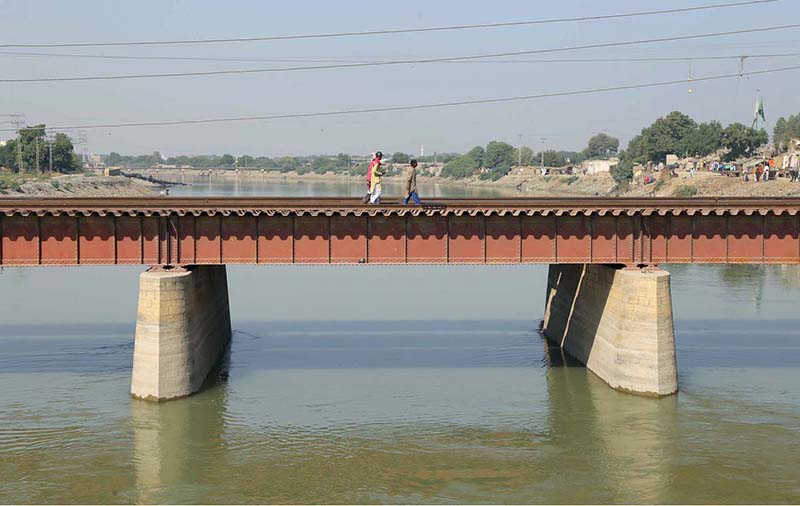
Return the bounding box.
[131,265,231,401]
[541,264,678,397]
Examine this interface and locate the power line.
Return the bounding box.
[3,64,797,133]
[7,114,26,172]
[0,0,778,48]
[2,24,797,83]
[2,50,800,64]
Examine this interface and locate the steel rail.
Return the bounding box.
[1,196,800,212]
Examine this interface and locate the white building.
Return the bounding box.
[582,157,619,175]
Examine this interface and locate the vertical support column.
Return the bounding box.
[541,264,677,397]
[131,265,232,401]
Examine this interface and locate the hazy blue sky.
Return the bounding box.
[1,0,798,157]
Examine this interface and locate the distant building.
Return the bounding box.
[582,157,619,175]
[86,154,106,169]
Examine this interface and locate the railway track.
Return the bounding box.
[0,196,799,217]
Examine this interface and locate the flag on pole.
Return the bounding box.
[752,94,765,128]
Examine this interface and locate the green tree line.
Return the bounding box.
[19,108,794,184]
[0,125,78,173]
[623,111,767,165]
[440,134,616,180]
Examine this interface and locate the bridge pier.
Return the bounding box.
[131,265,231,401]
[541,264,677,397]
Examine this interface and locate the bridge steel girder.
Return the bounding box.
[1,200,799,266]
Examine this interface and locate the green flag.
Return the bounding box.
[753,95,765,128]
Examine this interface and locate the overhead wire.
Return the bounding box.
[1,24,798,83]
[0,0,778,48]
[2,50,800,64]
[3,64,797,132]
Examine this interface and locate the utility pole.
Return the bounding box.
[35,134,40,172]
[73,130,88,168]
[518,134,523,166]
[48,134,54,172]
[9,114,25,173]
[540,137,547,173]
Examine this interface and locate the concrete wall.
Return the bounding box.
[131,265,231,401]
[542,264,677,396]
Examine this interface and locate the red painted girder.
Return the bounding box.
[0,212,798,266]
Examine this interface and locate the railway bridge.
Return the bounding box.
[2,197,798,401]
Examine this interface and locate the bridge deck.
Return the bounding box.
[1,198,798,266]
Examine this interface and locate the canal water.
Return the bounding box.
[1,181,799,504]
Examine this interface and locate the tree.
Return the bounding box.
[536,150,567,167]
[391,152,410,164]
[50,133,77,172]
[441,155,478,179]
[20,125,47,172]
[220,153,235,166]
[237,155,255,168]
[484,141,515,169]
[1,125,76,173]
[774,113,800,149]
[683,121,723,157]
[336,153,352,167]
[107,152,122,166]
[466,146,485,167]
[610,159,634,184]
[583,133,619,159]
[0,139,16,169]
[560,150,585,164]
[721,123,768,161]
[626,111,698,163]
[514,146,534,166]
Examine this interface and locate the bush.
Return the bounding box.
[566,175,579,185]
[441,155,478,179]
[672,185,698,198]
[0,175,24,192]
[613,180,630,194]
[610,159,634,183]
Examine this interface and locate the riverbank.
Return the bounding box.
[136,167,800,198]
[4,167,799,198]
[0,174,159,197]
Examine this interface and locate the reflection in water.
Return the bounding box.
[166,175,516,198]
[544,342,677,504]
[132,353,229,504]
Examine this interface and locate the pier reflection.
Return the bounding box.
[131,352,230,504]
[544,340,677,504]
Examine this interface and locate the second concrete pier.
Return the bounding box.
[541,264,678,397]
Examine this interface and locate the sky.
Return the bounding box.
[1,0,798,157]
